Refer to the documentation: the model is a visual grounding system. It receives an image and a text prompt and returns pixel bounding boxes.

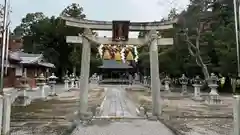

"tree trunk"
[196,54,210,79]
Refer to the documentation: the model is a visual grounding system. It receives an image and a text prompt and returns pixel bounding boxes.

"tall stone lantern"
[179,74,188,95]
[63,74,70,90]
[36,73,46,99]
[75,76,80,88]
[48,73,58,96]
[207,73,220,104]
[164,76,171,92]
[192,75,203,101]
[15,70,31,106]
[208,73,219,95]
[70,74,75,88]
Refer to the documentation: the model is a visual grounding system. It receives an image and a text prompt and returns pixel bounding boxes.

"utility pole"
[4,0,10,75]
[0,0,9,95]
[233,0,240,76]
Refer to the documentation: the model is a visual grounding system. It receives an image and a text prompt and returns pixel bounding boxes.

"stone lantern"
[164,76,171,92]
[207,73,220,104]
[63,74,70,90]
[192,75,203,101]
[70,74,75,88]
[48,73,58,96]
[143,76,147,86]
[75,76,80,88]
[148,76,151,87]
[179,74,188,95]
[207,73,219,95]
[14,70,31,106]
[36,73,46,99]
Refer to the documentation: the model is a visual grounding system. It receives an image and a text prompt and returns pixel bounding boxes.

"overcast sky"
[3,0,189,37]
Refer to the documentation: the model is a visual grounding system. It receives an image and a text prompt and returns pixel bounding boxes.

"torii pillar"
[149,31,161,116]
[79,29,92,115]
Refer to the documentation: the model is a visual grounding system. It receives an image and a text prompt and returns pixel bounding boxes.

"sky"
[3,0,189,37]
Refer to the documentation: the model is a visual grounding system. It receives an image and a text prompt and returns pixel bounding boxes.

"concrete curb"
[98,88,108,115]
[157,116,184,135]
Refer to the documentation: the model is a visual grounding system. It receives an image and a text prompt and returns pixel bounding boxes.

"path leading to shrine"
[71,85,175,135]
[100,85,137,117]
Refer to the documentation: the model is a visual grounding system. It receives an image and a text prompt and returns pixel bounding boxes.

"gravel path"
[72,85,175,135]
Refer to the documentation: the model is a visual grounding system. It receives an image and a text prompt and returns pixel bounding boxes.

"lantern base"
[49,92,58,97]
[192,96,204,102]
[13,96,31,106]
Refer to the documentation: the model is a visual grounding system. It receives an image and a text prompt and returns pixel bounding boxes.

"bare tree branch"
[188,45,196,56]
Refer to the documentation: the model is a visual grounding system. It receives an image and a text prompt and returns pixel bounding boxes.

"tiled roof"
[18,52,42,64]
[9,51,22,61]
[0,50,22,61]
[0,51,55,68]
[38,62,55,68]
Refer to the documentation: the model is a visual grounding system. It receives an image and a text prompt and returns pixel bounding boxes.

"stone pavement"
[100,86,137,117]
[71,119,174,135]
[71,85,175,135]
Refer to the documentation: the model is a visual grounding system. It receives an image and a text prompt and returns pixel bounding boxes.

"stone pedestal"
[181,84,188,95]
[137,106,146,117]
[208,84,220,104]
[192,84,203,101]
[64,80,69,89]
[71,79,75,88]
[39,84,46,99]
[49,84,57,96]
[2,94,11,134]
[164,81,170,92]
[14,90,31,106]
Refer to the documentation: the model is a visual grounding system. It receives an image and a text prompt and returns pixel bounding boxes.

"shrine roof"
[99,60,132,69]
[0,50,22,61]
[18,53,42,64]
[18,52,55,68]
[8,51,22,61]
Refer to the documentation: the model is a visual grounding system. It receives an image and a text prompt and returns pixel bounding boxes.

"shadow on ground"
[10,98,78,134]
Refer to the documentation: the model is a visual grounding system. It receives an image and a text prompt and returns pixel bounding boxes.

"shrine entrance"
[62,16,176,118]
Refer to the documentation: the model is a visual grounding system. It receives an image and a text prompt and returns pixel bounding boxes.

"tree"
[178,0,216,79]
[61,3,86,75]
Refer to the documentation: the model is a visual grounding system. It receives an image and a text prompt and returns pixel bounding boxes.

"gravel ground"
[126,88,234,135]
[10,86,106,135]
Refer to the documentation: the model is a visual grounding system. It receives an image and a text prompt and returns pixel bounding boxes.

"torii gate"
[61,16,176,117]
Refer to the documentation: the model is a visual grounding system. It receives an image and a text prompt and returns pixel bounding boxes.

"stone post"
[149,32,161,116]
[2,94,11,134]
[79,29,91,115]
[0,95,3,134]
[233,95,240,135]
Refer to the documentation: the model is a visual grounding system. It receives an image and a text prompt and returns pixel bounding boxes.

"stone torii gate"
[61,16,176,117]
